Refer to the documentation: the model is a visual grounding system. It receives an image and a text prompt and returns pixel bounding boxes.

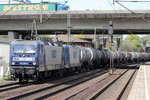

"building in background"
[50,35,94,47]
[0,38,15,79]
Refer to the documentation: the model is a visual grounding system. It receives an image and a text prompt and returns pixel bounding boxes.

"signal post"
[108,21,115,75]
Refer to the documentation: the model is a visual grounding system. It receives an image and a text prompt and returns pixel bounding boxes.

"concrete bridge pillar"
[8,31,19,39]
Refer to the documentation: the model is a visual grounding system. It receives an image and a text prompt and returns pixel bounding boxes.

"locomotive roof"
[11,40,44,45]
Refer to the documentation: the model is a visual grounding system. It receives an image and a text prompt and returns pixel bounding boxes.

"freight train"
[9,40,150,82]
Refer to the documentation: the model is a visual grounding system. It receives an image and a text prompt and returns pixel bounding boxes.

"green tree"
[142,35,150,45]
[120,41,133,52]
[121,34,142,52]
[142,35,150,40]
[125,34,141,42]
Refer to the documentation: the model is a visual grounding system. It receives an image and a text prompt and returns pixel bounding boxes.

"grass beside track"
[0,76,10,81]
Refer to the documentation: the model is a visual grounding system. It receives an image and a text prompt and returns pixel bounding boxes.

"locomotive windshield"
[13,45,36,53]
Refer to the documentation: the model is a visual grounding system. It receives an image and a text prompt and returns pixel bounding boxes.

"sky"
[2,0,150,10]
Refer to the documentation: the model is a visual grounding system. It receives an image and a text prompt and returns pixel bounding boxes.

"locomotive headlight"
[12,62,15,65]
[33,62,36,65]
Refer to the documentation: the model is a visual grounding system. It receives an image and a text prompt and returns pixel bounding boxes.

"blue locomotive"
[10,40,82,82]
[9,40,150,82]
[10,40,45,81]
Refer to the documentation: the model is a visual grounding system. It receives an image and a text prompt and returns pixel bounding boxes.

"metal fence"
[0,57,10,79]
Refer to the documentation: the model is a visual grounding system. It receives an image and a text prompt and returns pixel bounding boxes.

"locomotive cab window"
[13,44,36,53]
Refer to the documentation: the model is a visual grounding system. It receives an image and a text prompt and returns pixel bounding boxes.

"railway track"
[0,82,32,93]
[44,68,127,100]
[46,66,138,100]
[0,82,19,89]
[0,68,107,100]
[0,65,138,100]
[88,66,137,100]
[0,68,99,94]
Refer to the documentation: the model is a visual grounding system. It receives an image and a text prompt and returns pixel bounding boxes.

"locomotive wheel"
[11,76,17,81]
[19,77,23,83]
[47,71,52,78]
[55,71,58,77]
[77,67,82,72]
[26,78,29,82]
[68,68,72,73]
[32,72,39,82]
[72,68,75,72]
[51,71,57,78]
[38,72,43,81]
[58,69,64,77]
[35,72,41,81]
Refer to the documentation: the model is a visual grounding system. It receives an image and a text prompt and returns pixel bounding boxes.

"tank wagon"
[9,40,150,82]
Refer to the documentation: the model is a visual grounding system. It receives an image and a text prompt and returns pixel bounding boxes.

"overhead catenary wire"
[113,0,122,11]
[42,1,68,23]
[117,0,150,2]
[116,1,150,23]
[115,0,150,11]
[107,0,117,12]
